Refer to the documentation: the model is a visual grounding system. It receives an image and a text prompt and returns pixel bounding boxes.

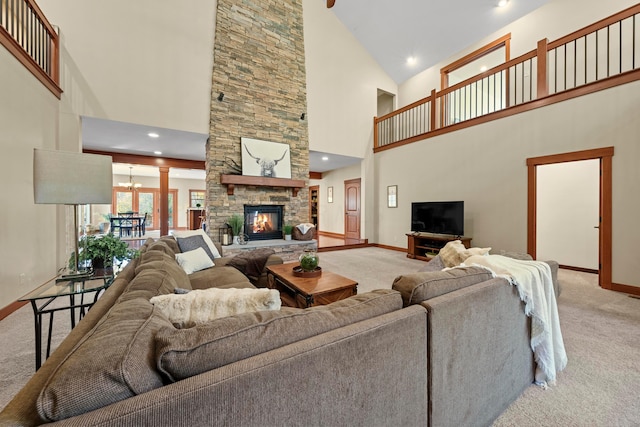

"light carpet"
[1,247,639,427]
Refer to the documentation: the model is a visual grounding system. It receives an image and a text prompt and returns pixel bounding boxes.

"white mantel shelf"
[220,174,306,197]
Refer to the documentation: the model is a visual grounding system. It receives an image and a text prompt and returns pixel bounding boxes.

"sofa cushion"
[158,235,181,254]
[175,247,215,274]
[126,251,192,299]
[150,287,281,328]
[188,265,251,290]
[155,289,403,382]
[392,267,493,307]
[145,239,178,257]
[36,298,172,422]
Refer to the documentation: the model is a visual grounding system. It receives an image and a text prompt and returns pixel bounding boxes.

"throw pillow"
[150,287,281,328]
[463,246,491,259]
[171,229,221,258]
[438,240,467,267]
[439,240,492,268]
[176,235,216,260]
[175,247,214,275]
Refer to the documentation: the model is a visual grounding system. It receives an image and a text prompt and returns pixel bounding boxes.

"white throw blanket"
[462,254,568,386]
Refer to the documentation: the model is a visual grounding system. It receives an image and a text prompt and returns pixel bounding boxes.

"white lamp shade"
[34,149,113,205]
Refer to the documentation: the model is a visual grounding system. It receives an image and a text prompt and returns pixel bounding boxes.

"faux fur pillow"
[439,240,491,268]
[439,240,468,267]
[150,287,281,328]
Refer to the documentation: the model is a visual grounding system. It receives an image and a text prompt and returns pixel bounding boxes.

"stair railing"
[0,0,61,98]
[374,4,640,152]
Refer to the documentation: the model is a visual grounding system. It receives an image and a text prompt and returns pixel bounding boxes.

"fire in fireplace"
[243,205,284,241]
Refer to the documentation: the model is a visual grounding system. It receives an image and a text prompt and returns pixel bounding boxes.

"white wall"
[310,163,362,236]
[398,0,639,105]
[0,47,63,308]
[536,160,599,269]
[303,0,397,241]
[375,80,640,287]
[303,0,397,160]
[39,0,217,134]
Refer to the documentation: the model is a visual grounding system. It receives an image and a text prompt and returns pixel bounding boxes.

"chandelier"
[119,166,142,189]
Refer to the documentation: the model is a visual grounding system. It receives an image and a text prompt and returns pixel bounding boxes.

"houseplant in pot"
[70,233,138,272]
[283,224,293,240]
[227,214,244,244]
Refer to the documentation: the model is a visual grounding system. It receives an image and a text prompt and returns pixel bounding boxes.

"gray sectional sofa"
[0,239,560,427]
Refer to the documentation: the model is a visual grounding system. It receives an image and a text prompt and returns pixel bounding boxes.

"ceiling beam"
[83,149,205,170]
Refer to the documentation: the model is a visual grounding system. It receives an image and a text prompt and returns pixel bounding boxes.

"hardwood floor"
[317,233,368,251]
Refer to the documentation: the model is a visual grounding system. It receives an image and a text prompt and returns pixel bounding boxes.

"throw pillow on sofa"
[150,287,281,328]
[438,240,491,268]
[175,247,215,274]
[172,229,221,258]
[176,234,216,260]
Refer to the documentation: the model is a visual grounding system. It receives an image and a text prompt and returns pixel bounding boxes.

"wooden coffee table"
[266,263,358,308]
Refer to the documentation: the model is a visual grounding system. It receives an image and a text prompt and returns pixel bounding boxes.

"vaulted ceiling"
[84,0,550,174]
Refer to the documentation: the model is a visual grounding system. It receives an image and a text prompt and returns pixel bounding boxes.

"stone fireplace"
[205,0,310,241]
[244,205,283,241]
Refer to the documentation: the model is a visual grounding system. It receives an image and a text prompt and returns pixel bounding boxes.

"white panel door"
[536,159,599,270]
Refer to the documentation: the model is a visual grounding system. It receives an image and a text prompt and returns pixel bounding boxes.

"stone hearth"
[222,239,317,263]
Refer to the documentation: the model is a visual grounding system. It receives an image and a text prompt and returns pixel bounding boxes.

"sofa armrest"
[422,277,534,427]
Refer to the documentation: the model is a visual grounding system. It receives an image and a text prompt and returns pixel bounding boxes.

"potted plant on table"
[227,214,244,245]
[70,233,138,272]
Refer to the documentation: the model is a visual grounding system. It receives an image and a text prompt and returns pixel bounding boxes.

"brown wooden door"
[344,178,361,242]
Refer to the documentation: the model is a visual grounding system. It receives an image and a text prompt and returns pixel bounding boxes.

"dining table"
[110,213,145,237]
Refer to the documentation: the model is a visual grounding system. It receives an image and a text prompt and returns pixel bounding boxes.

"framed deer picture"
[241,138,292,179]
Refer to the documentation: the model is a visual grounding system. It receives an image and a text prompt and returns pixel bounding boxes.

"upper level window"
[441,34,511,89]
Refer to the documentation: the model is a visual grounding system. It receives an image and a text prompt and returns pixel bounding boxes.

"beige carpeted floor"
[1,247,639,426]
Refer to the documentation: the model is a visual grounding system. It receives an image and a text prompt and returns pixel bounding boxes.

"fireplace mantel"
[220,175,306,197]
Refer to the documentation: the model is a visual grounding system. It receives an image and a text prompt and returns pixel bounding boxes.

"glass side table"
[18,269,114,371]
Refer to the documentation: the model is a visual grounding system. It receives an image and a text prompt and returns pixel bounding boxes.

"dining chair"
[109,214,120,236]
[118,212,134,237]
[134,213,148,237]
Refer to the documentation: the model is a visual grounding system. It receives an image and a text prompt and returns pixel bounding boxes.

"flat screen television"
[411,201,464,236]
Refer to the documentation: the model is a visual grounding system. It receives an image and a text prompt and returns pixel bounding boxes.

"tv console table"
[406,233,472,261]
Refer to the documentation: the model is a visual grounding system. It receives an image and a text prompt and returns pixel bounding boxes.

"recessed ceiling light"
[154,151,162,155]
[407,56,417,65]
[322,156,329,161]
[148,132,159,138]
[497,0,509,7]
[480,66,488,72]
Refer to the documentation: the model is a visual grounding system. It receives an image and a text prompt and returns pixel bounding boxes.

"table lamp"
[33,149,113,278]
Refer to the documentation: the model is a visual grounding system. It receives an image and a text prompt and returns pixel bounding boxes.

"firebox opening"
[243,205,284,241]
